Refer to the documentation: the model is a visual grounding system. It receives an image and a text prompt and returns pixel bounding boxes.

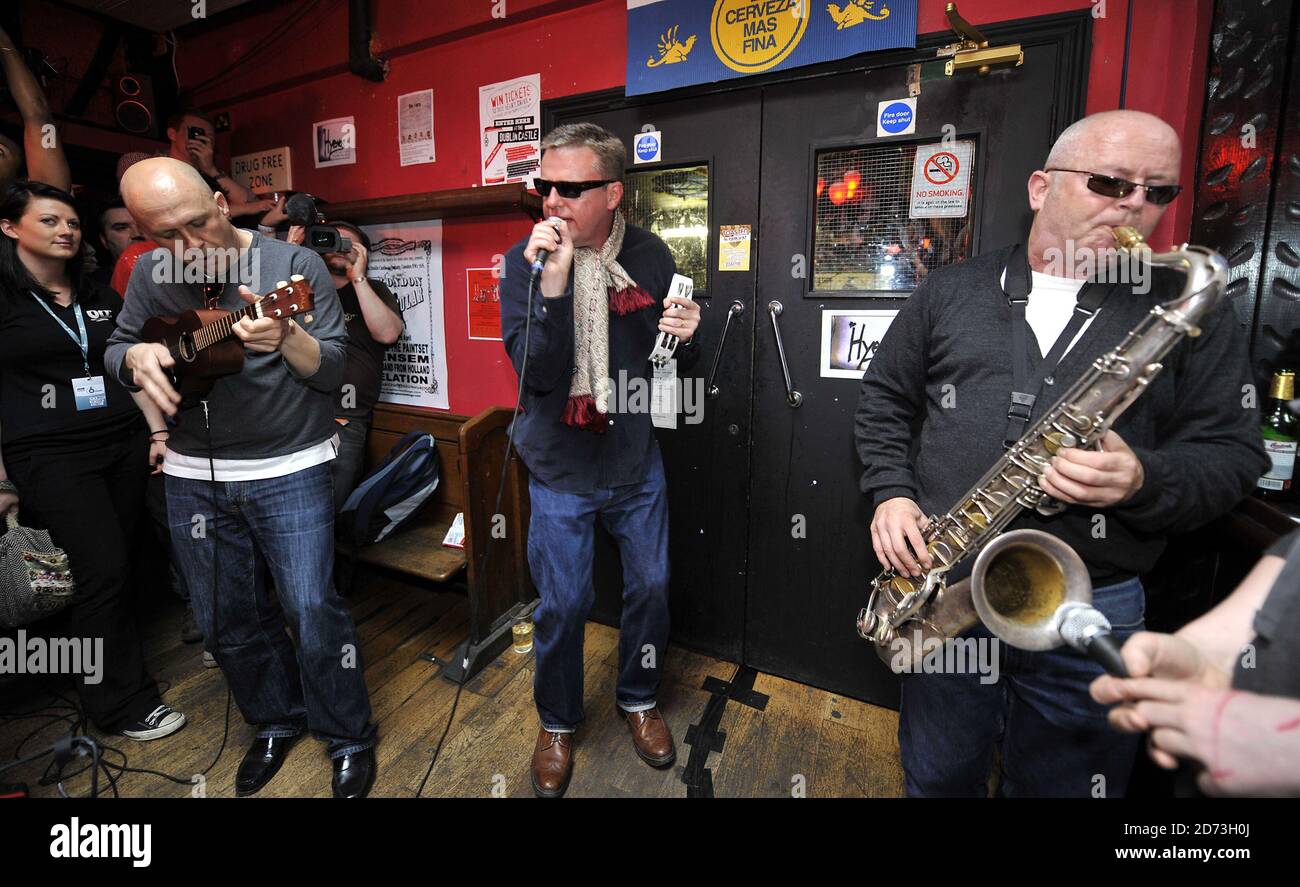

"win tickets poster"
[478,74,541,186]
[361,220,450,410]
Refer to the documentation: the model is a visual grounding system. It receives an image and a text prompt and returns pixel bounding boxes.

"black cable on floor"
[414,271,538,798]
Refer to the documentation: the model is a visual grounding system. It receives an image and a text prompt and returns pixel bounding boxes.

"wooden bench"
[343,403,535,679]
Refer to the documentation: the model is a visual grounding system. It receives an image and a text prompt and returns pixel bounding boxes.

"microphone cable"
[415,266,537,798]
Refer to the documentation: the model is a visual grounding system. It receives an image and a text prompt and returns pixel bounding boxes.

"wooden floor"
[0,574,904,798]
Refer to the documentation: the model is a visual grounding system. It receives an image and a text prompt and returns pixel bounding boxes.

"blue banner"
[627,0,917,96]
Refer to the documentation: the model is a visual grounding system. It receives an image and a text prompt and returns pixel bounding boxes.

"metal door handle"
[706,301,745,398]
[767,301,802,408]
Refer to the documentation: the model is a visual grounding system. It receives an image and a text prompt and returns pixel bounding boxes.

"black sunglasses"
[532,178,614,199]
[1045,168,1182,206]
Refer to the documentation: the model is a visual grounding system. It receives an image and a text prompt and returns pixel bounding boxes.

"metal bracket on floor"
[430,601,533,685]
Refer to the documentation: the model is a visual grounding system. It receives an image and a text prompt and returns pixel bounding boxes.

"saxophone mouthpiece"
[1111,225,1145,251]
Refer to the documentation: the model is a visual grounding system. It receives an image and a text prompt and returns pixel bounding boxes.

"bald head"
[120,155,242,271]
[1044,110,1180,171]
[120,156,216,217]
[1026,110,1183,271]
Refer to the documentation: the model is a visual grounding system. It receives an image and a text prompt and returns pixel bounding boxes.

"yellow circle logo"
[711,0,810,74]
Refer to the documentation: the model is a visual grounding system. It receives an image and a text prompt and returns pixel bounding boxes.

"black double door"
[550,13,1087,705]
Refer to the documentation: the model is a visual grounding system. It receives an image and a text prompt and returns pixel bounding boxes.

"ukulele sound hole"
[178,334,197,362]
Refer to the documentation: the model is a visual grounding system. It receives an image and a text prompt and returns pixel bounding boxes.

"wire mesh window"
[622,164,709,292]
[812,141,975,294]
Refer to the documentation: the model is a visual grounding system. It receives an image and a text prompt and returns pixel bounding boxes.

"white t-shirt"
[163,434,339,482]
[1000,268,1092,359]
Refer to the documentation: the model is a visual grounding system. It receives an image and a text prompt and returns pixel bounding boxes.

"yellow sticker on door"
[719,224,752,271]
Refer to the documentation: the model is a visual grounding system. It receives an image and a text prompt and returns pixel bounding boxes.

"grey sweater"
[855,245,1270,585]
[104,231,347,460]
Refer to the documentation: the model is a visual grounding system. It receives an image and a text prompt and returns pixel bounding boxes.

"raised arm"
[0,26,71,191]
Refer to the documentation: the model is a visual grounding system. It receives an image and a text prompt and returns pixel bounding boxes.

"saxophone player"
[855,110,1269,797]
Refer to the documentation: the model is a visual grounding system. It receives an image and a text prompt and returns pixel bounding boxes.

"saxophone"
[856,227,1230,670]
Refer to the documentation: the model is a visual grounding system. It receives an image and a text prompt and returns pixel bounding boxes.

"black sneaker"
[121,704,187,741]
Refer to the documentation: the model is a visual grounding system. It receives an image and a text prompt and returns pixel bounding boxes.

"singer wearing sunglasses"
[855,110,1267,797]
[499,123,702,797]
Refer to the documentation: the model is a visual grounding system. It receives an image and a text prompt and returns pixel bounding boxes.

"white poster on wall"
[398,89,436,166]
[314,115,356,168]
[910,140,974,218]
[478,74,541,186]
[821,310,898,379]
[361,219,449,410]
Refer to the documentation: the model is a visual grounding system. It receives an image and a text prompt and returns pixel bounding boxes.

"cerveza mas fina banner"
[627,0,917,96]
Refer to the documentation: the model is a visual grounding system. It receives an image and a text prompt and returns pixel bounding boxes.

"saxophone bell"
[969,529,1092,652]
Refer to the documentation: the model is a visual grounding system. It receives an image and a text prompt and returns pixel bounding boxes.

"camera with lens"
[285,192,352,255]
[307,225,352,255]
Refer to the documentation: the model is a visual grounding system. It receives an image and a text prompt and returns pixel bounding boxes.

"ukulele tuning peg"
[276,280,288,289]
[290,274,304,282]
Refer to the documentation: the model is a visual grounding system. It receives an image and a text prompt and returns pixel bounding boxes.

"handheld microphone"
[530,217,562,279]
[1056,601,1129,678]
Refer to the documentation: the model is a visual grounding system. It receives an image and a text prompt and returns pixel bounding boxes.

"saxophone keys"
[889,575,916,598]
[1042,430,1079,454]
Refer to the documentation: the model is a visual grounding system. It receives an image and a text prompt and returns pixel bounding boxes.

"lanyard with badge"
[1001,244,1117,447]
[30,291,107,411]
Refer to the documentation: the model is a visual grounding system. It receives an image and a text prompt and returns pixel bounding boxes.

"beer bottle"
[1258,370,1298,499]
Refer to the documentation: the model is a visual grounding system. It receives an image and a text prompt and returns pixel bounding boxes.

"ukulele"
[141,275,315,398]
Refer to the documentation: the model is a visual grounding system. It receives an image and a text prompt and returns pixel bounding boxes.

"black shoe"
[180,606,203,644]
[235,734,300,797]
[331,747,376,798]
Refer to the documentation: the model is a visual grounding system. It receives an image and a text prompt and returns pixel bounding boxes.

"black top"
[1234,530,1300,700]
[855,245,1270,585]
[0,281,142,459]
[499,221,700,492]
[335,278,403,423]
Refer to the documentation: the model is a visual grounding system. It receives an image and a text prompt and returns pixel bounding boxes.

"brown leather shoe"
[621,706,676,767]
[530,727,573,798]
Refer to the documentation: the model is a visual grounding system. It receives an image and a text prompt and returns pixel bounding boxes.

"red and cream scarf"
[562,213,656,432]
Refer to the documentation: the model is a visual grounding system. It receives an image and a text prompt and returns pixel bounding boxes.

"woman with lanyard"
[0,180,185,742]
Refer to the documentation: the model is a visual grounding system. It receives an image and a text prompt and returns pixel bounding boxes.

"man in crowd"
[856,110,1268,797]
[500,123,701,797]
[162,109,270,220]
[106,157,378,798]
[93,200,146,287]
[286,219,403,511]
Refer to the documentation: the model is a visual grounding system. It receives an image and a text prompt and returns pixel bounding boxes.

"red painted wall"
[171,0,1212,416]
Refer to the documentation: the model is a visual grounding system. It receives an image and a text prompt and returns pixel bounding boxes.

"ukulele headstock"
[256,275,316,320]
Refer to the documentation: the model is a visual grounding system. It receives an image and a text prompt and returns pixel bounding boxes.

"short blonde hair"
[540,123,626,181]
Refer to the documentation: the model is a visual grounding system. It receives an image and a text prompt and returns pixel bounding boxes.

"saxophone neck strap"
[1002,243,1116,448]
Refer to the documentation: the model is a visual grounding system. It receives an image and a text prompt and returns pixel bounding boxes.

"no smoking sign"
[910,141,974,219]
[924,151,960,185]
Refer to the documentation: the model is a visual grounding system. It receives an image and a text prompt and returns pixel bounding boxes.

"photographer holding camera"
[163,109,272,220]
[285,208,403,511]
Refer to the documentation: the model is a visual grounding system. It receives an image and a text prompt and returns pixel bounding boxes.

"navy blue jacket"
[500,222,700,492]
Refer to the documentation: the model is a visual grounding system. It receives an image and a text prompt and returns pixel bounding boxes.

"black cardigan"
[855,245,1270,585]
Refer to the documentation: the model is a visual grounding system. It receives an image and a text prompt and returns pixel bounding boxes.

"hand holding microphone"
[524,217,572,297]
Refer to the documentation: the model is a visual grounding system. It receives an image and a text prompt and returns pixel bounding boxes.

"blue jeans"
[330,419,369,514]
[165,463,376,758]
[527,452,671,732]
[899,576,1146,797]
